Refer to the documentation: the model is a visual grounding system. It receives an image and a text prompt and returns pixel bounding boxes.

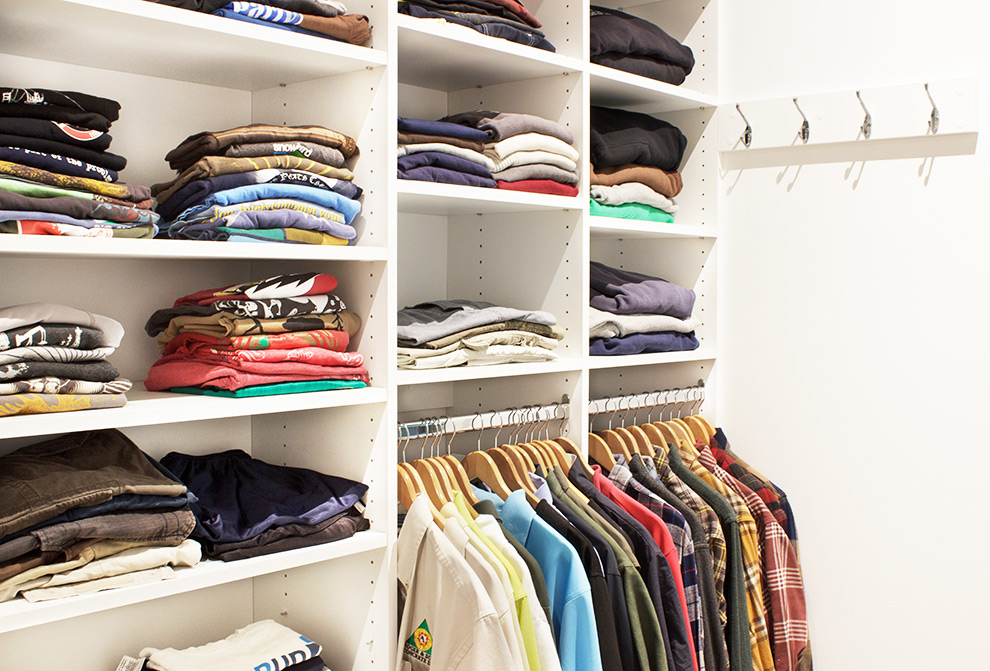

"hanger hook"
[621,395,634,427]
[556,402,567,437]
[856,90,872,139]
[473,412,483,452]
[445,415,459,455]
[736,104,752,148]
[925,83,939,134]
[793,97,810,143]
[400,423,411,463]
[492,408,505,446]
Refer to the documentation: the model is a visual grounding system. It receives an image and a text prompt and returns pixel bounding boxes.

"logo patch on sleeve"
[403,619,433,666]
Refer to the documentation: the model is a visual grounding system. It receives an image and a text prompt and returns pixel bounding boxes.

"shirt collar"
[499,489,536,545]
[396,495,435,587]
[529,472,554,504]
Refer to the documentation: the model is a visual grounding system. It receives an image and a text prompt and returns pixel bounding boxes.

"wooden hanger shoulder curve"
[588,432,616,471]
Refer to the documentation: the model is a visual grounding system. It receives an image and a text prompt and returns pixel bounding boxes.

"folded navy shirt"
[590,260,695,319]
[399,2,555,52]
[0,146,118,182]
[160,449,368,544]
[592,53,687,86]
[397,151,494,178]
[398,166,497,188]
[590,331,699,356]
[590,5,694,72]
[398,116,490,142]
[591,106,687,172]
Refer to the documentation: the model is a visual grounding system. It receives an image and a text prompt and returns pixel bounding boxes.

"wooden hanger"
[614,426,641,456]
[398,463,444,528]
[551,436,594,478]
[626,424,655,457]
[463,450,514,500]
[588,432,616,471]
[489,447,538,495]
[684,415,710,445]
[441,454,480,506]
[518,441,549,474]
[410,459,451,511]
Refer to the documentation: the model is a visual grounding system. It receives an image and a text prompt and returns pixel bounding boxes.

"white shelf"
[0,386,387,440]
[587,346,717,370]
[0,530,387,634]
[589,64,719,114]
[396,358,584,385]
[397,181,581,215]
[0,236,388,262]
[0,0,386,90]
[590,217,718,239]
[396,14,582,90]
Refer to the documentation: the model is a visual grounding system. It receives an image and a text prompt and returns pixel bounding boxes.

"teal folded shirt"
[171,379,367,398]
[589,199,675,223]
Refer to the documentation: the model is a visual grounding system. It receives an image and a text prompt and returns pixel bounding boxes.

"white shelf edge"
[589,216,718,239]
[0,386,388,440]
[395,13,583,72]
[0,237,388,262]
[588,63,720,110]
[0,530,387,634]
[587,347,717,370]
[396,358,585,385]
[397,181,582,215]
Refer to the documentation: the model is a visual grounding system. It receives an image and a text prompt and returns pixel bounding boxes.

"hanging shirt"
[608,461,706,671]
[493,489,604,671]
[592,467,700,671]
[695,447,808,671]
[396,496,518,671]
[628,455,729,671]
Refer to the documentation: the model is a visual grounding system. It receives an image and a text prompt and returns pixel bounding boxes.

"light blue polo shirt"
[484,489,603,671]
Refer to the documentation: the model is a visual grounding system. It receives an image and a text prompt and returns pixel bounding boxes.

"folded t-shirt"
[591,105,686,172]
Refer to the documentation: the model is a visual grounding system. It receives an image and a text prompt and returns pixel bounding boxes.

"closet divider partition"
[0,0,722,669]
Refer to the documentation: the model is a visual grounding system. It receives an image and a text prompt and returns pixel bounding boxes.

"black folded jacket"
[0,117,112,151]
[589,5,694,73]
[592,53,688,86]
[0,104,112,133]
[590,106,687,172]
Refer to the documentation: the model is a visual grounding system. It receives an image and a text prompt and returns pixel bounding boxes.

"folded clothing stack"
[589,260,700,355]
[398,0,553,52]
[442,110,580,196]
[139,620,331,671]
[0,87,159,239]
[397,116,496,188]
[160,449,369,561]
[590,105,685,222]
[397,299,563,369]
[152,123,362,245]
[590,5,695,85]
[0,303,132,417]
[0,429,200,604]
[147,0,372,45]
[144,271,370,395]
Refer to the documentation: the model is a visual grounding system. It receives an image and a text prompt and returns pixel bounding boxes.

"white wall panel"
[720,2,990,668]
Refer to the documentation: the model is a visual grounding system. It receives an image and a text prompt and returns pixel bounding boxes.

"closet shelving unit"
[0,1,392,670]
[0,0,721,669]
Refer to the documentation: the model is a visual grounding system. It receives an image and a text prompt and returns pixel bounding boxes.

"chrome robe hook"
[856,90,872,139]
[793,97,810,143]
[925,83,939,134]
[736,104,752,148]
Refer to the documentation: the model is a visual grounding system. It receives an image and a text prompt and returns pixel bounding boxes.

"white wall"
[719,2,990,669]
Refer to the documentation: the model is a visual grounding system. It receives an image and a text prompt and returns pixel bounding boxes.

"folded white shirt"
[22,566,176,603]
[484,133,579,161]
[141,619,322,671]
[485,149,579,174]
[398,344,558,369]
[397,142,496,171]
[589,306,700,339]
[590,182,678,214]
[0,302,124,348]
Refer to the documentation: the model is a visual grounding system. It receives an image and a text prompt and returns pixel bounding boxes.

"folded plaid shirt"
[608,460,706,671]
[698,446,809,671]
[677,442,775,671]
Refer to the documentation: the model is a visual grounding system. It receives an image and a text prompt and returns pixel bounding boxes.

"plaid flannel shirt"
[698,447,808,671]
[711,446,787,527]
[650,447,729,630]
[677,442,776,671]
[609,461,706,671]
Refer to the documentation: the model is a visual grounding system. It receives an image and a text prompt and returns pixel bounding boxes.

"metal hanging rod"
[398,396,570,440]
[588,383,705,416]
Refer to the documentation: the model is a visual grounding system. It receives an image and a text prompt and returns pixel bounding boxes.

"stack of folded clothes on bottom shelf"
[147,0,372,45]
[0,303,132,417]
[397,0,553,52]
[152,123,361,245]
[138,620,331,671]
[397,299,563,369]
[589,260,700,355]
[590,105,685,223]
[0,86,159,238]
[160,449,369,561]
[590,5,695,85]
[397,116,496,187]
[0,429,200,604]
[442,110,580,195]
[144,272,369,396]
